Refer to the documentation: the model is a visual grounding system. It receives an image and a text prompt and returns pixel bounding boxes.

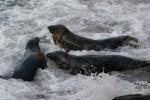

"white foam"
[0,0,150,100]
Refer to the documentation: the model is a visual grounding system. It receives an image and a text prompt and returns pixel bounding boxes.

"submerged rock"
[113,94,150,100]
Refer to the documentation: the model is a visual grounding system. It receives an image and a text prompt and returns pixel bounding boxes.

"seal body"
[12,37,47,81]
[46,51,150,75]
[47,25,138,53]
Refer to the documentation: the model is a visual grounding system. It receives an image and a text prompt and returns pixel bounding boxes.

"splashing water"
[1,0,150,100]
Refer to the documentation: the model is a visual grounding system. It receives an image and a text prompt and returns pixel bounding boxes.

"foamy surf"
[0,0,150,100]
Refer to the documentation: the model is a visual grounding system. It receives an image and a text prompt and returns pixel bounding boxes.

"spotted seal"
[47,25,139,53]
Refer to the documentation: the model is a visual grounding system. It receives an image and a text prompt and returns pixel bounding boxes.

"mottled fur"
[48,25,139,53]
[12,37,47,81]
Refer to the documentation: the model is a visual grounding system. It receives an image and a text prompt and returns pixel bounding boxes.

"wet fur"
[48,25,139,53]
[46,51,150,75]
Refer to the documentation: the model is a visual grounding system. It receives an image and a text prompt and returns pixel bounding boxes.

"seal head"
[46,51,67,65]
[47,24,70,34]
[26,37,40,51]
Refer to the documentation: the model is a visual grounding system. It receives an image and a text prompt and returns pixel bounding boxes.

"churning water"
[1,0,150,100]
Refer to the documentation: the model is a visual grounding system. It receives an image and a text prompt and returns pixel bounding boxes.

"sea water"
[0,0,150,100]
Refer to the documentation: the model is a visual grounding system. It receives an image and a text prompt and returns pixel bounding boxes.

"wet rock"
[113,94,150,100]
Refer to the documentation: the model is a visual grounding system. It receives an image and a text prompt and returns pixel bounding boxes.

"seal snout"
[46,53,53,59]
[47,26,55,33]
[47,25,61,33]
[46,53,57,61]
[47,24,67,34]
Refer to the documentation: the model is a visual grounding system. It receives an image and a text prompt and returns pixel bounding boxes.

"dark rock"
[113,94,150,100]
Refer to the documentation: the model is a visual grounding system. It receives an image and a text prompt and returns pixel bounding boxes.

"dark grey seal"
[0,37,47,81]
[46,51,150,75]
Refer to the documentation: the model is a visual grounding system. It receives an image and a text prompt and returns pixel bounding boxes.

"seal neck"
[27,49,41,52]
